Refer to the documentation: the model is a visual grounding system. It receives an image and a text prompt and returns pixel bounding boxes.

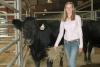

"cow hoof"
[84,58,88,64]
[87,60,92,64]
[84,60,92,65]
[84,60,88,65]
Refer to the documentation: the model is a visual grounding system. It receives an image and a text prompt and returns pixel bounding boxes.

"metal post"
[94,11,97,20]
[25,11,28,17]
[34,12,36,18]
[15,0,23,67]
[91,0,93,11]
[14,0,19,66]
[91,0,96,54]
[91,0,94,20]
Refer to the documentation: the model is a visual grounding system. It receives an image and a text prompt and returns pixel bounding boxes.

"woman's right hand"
[54,45,58,50]
[79,48,83,53]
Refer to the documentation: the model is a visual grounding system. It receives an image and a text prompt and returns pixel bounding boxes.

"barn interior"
[0,0,100,67]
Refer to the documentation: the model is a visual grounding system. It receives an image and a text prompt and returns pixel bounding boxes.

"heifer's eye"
[40,24,45,30]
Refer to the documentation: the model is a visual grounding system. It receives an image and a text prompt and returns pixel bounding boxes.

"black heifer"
[82,20,100,64]
[12,17,63,67]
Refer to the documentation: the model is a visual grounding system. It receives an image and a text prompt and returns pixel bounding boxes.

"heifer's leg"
[60,57,63,67]
[83,40,88,63]
[87,43,93,64]
[30,49,40,67]
[34,60,40,67]
[47,59,53,67]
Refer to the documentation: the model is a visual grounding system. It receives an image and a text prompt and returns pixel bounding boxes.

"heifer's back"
[45,20,64,46]
[36,20,64,47]
[83,20,100,47]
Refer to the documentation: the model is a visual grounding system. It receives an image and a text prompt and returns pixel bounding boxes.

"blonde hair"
[61,2,75,21]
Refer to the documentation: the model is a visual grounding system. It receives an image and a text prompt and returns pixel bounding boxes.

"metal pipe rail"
[0,38,19,54]
[0,36,29,67]
[35,18,92,21]
[7,52,20,67]
[0,14,15,16]
[0,37,20,67]
[23,48,30,67]
[34,11,94,20]
[34,11,93,14]
[96,17,100,19]
[76,0,91,10]
[22,43,30,67]
[0,24,13,26]
[7,45,29,67]
[95,11,100,20]
[0,0,19,12]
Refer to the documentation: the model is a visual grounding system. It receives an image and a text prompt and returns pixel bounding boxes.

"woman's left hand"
[79,48,83,53]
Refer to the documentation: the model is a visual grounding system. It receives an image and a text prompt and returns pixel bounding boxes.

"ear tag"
[40,24,45,30]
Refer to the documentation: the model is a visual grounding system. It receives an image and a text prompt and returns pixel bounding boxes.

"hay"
[40,59,47,67]
[47,45,64,67]
[47,45,64,61]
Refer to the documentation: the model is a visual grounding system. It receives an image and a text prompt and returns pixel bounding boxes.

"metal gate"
[0,0,29,67]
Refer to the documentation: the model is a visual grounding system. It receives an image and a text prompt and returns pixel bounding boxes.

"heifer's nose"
[40,24,45,30]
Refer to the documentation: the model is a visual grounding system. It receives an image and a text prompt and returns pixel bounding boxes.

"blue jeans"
[64,39,79,67]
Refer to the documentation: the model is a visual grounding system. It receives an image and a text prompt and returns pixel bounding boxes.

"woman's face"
[65,4,73,14]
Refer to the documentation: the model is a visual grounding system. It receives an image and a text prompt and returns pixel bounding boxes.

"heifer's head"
[12,17,37,45]
[12,19,23,31]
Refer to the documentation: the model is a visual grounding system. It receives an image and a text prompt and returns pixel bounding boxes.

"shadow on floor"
[80,63,100,67]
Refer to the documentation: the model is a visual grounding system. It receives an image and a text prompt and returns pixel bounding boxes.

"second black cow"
[82,20,100,64]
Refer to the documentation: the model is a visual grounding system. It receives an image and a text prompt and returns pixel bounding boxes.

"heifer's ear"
[12,19,23,31]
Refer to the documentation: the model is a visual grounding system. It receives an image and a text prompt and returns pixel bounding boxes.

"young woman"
[54,2,83,67]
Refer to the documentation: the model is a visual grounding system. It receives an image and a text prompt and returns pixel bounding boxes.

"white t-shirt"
[54,15,83,48]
